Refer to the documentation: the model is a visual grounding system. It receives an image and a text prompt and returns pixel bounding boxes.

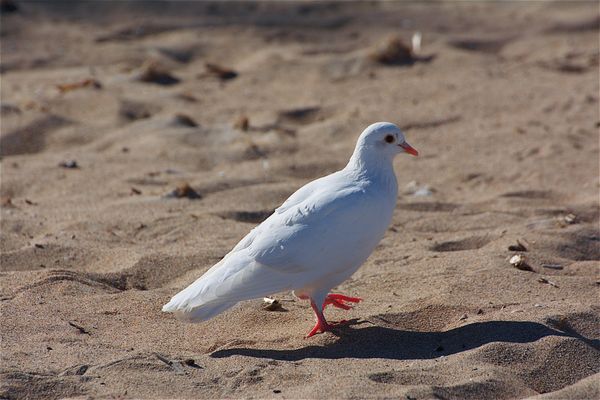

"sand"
[1,1,599,399]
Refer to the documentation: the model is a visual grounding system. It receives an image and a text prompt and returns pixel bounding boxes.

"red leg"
[306,299,332,338]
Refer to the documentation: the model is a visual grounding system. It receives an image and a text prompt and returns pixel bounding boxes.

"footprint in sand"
[430,236,492,252]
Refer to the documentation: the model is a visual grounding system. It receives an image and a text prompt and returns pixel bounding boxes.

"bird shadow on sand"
[211,319,600,361]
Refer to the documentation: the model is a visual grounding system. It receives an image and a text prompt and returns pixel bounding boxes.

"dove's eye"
[384,134,395,144]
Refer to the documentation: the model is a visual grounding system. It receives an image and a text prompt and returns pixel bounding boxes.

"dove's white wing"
[226,172,336,255]
[162,172,379,321]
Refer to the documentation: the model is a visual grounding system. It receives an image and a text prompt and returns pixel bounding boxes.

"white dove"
[162,122,418,337]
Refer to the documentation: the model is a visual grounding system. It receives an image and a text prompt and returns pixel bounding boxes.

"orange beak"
[399,142,419,156]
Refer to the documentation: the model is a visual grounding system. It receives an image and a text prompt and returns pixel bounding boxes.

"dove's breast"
[318,182,396,269]
[304,182,397,292]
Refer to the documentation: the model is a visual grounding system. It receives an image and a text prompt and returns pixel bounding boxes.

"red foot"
[305,294,361,338]
[306,319,332,338]
[323,293,362,310]
[306,319,353,337]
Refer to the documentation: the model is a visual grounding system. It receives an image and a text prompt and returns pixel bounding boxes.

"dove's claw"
[327,293,362,303]
[328,300,352,310]
[323,293,362,310]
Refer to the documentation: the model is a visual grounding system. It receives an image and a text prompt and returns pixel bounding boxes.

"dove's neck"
[345,145,397,190]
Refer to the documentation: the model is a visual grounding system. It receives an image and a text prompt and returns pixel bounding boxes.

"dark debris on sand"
[203,62,238,81]
[164,183,201,199]
[370,36,434,66]
[137,61,180,86]
[0,0,18,13]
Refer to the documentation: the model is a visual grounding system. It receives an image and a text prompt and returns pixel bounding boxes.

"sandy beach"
[1,1,599,399]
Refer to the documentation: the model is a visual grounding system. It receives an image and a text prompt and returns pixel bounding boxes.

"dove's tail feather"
[162,276,236,322]
[162,250,301,322]
[168,300,236,323]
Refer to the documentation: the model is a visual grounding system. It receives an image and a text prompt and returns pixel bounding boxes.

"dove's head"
[356,122,418,158]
